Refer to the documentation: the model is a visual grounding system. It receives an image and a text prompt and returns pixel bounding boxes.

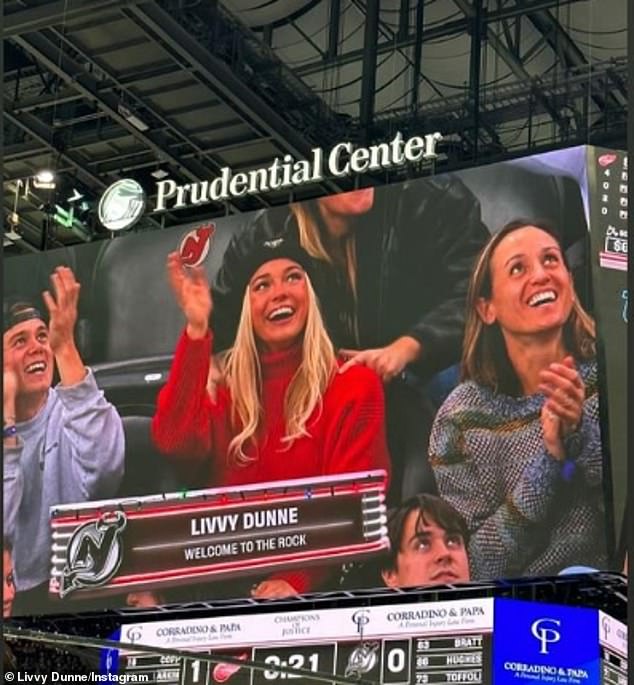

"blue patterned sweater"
[429,360,607,580]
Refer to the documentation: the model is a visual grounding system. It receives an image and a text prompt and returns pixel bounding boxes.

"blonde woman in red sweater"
[152,234,390,599]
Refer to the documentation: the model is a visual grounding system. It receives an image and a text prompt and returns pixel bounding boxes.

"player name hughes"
[190,506,300,536]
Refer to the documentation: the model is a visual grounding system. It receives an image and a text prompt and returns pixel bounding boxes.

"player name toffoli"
[154,131,443,210]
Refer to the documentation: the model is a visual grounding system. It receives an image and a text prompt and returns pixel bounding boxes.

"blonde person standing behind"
[429,221,605,580]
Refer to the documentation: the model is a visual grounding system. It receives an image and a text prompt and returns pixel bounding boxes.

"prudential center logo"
[98,178,146,231]
[530,618,562,655]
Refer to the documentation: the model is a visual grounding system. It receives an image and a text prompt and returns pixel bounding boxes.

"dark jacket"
[213,175,489,381]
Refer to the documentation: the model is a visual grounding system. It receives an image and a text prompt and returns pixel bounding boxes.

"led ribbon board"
[49,470,388,598]
[113,597,494,685]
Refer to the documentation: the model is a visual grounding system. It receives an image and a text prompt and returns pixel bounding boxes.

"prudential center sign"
[98,131,443,231]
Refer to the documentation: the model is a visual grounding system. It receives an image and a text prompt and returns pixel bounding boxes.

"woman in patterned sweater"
[429,220,606,579]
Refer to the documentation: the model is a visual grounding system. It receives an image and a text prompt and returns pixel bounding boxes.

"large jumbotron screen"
[2,144,627,617]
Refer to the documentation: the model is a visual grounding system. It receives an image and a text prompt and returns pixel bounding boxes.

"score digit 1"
[181,654,210,685]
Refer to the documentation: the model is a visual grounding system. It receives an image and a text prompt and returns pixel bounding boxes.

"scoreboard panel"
[112,597,494,684]
[601,649,627,685]
[118,633,492,684]
[599,611,627,685]
[107,599,626,685]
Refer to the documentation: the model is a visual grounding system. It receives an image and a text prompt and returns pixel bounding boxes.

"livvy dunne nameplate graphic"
[49,470,388,598]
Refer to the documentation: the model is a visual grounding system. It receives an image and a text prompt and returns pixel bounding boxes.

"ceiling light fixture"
[151,168,169,180]
[118,104,150,132]
[33,170,56,189]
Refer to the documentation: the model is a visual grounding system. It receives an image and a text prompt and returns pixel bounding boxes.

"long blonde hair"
[291,202,359,343]
[222,273,337,464]
[461,220,596,395]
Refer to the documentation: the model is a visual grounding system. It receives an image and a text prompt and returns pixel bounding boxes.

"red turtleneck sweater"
[152,329,390,593]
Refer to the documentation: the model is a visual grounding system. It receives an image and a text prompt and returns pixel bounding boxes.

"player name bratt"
[190,506,300,536]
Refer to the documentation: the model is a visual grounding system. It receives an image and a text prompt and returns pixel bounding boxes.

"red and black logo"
[179,223,215,266]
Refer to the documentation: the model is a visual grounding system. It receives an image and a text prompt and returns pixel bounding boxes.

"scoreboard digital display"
[106,599,627,685]
[599,611,627,685]
[601,649,627,685]
[110,598,494,684]
[118,633,491,684]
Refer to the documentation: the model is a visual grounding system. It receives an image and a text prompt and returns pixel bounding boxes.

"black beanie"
[225,209,312,296]
[212,208,314,350]
[216,208,312,302]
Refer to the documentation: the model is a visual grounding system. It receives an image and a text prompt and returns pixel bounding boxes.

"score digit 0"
[382,640,411,684]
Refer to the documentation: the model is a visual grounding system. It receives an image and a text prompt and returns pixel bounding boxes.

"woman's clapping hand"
[539,355,585,459]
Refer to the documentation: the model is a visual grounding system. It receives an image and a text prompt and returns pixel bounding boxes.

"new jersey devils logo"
[179,224,215,267]
[345,642,380,679]
[60,511,127,597]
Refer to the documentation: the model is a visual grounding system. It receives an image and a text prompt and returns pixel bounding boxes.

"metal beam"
[89,135,274,174]
[12,87,83,113]
[295,0,585,76]
[526,9,623,111]
[453,0,568,132]
[3,107,180,233]
[47,28,248,188]
[4,106,110,190]
[527,9,589,69]
[3,0,142,37]
[359,0,380,140]
[398,0,410,40]
[3,141,50,161]
[326,0,342,59]
[10,64,192,113]
[351,0,498,150]
[410,0,424,109]
[124,1,343,196]
[13,31,251,213]
[469,0,483,158]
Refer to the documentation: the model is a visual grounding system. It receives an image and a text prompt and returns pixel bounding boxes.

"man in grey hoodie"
[3,266,124,614]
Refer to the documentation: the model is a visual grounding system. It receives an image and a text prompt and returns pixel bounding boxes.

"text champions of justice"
[155,131,443,211]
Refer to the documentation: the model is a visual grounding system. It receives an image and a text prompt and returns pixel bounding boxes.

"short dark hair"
[2,537,12,554]
[381,494,469,573]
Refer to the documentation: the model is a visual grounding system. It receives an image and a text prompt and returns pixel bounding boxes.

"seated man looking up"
[3,267,125,614]
[381,494,471,588]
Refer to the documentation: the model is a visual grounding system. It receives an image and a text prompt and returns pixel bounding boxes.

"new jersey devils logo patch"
[179,223,215,267]
[60,511,127,597]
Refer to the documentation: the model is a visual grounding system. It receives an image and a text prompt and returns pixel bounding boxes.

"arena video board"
[2,145,625,618]
[112,597,495,684]
[102,597,626,684]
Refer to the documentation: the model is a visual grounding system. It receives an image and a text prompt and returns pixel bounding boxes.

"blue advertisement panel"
[493,599,600,685]
[98,628,121,676]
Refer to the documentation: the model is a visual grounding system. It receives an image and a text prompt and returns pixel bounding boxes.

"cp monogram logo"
[531,618,562,655]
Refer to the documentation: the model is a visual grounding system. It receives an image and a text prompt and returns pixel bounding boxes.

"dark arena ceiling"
[3,0,627,254]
